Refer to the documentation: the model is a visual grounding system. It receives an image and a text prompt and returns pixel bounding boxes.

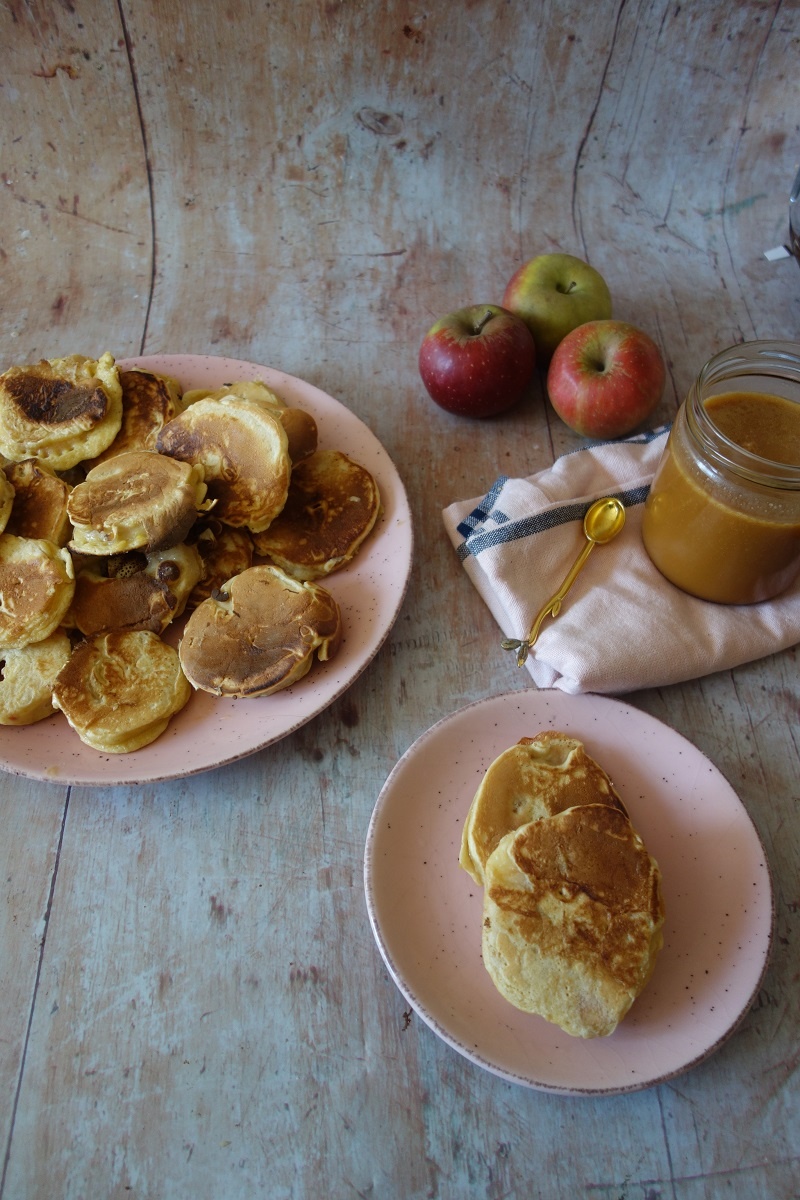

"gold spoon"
[502,496,626,666]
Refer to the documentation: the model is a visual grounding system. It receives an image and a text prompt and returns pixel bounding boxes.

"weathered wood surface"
[1,1,798,1196]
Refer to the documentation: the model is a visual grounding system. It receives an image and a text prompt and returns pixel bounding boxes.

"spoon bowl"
[584,497,626,545]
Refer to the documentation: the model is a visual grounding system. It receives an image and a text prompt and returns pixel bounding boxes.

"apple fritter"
[0,353,122,469]
[482,804,664,1038]
[67,543,204,636]
[67,450,208,555]
[181,380,318,464]
[185,518,253,610]
[0,630,72,725]
[156,397,290,533]
[0,533,75,650]
[179,563,341,697]
[52,629,191,753]
[90,367,183,465]
[251,449,380,580]
[3,458,71,545]
[459,731,627,885]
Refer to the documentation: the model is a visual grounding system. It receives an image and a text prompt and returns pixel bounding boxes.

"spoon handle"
[523,539,596,649]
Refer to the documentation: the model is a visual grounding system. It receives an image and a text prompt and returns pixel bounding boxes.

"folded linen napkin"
[442,427,800,694]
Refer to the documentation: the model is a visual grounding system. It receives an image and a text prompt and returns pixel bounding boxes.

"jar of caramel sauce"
[642,341,800,604]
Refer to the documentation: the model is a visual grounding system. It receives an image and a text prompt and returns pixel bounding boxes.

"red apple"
[418,304,536,418]
[502,253,612,362]
[546,319,666,439]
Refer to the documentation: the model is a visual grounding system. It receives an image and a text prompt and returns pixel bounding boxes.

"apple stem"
[473,309,495,336]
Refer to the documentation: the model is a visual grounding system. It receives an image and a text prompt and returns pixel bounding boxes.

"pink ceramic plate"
[364,690,773,1095]
[0,355,412,786]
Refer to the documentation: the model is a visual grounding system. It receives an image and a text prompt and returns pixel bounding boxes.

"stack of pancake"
[461,731,664,1038]
[0,353,381,751]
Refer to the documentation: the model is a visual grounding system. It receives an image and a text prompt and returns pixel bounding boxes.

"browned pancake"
[0,629,73,725]
[67,450,208,555]
[0,353,122,469]
[277,407,318,464]
[251,449,381,580]
[0,533,75,650]
[482,804,664,1038]
[181,381,317,464]
[52,629,191,753]
[68,543,204,636]
[185,518,253,609]
[90,368,183,464]
[156,397,290,533]
[3,459,72,545]
[460,731,627,885]
[179,563,342,697]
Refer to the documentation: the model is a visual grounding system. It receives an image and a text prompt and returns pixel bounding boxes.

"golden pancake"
[67,450,208,555]
[182,379,284,408]
[67,543,204,636]
[482,804,664,1038]
[90,368,183,465]
[3,459,72,545]
[0,467,14,534]
[179,563,342,697]
[156,396,290,533]
[185,518,253,609]
[251,449,380,580]
[181,381,317,464]
[460,731,627,885]
[52,629,191,753]
[0,630,73,725]
[0,533,75,650]
[0,353,122,469]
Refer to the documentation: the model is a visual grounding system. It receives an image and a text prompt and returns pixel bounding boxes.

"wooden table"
[1,2,798,1196]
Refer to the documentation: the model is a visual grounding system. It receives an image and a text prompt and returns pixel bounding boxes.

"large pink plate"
[364,689,773,1095]
[0,355,413,786]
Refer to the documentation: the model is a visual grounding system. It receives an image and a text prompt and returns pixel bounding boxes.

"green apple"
[502,253,612,362]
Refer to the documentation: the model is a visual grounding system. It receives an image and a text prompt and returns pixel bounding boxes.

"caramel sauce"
[706,391,800,463]
[642,391,800,604]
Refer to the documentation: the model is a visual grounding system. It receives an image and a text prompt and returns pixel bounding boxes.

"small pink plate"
[364,689,773,1095]
[0,355,412,786]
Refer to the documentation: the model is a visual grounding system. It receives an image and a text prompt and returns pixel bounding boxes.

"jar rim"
[687,340,800,489]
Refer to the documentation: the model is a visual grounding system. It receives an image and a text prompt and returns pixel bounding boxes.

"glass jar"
[641,340,800,604]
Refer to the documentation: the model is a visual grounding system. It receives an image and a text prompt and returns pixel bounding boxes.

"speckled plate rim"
[0,355,413,787]
[364,689,774,1096]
